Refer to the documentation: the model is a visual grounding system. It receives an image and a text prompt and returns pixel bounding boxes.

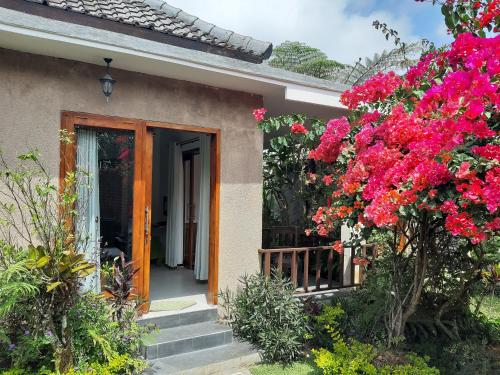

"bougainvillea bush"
[255,0,499,345]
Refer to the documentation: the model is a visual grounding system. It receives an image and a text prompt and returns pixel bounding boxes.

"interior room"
[75,125,210,302]
[148,129,210,301]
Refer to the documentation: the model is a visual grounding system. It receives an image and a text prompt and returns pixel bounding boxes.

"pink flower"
[309,117,350,163]
[317,225,329,237]
[465,100,485,119]
[472,145,500,161]
[305,229,313,237]
[322,174,334,186]
[341,71,402,109]
[252,107,267,122]
[312,207,325,224]
[441,200,459,215]
[332,240,344,255]
[290,122,308,134]
[455,162,473,179]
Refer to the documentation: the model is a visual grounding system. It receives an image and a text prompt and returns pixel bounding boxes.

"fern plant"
[268,41,344,80]
[0,242,39,318]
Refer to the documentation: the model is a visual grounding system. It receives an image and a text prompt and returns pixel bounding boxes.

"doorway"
[60,112,220,310]
[147,129,210,302]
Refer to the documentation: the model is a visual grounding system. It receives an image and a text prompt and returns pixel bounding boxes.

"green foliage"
[219,272,308,363]
[258,114,331,234]
[330,254,499,374]
[268,37,423,87]
[2,353,145,375]
[250,360,321,375]
[68,293,150,371]
[268,41,344,80]
[312,305,439,375]
[64,354,146,375]
[0,242,39,318]
[0,144,98,372]
[0,144,149,374]
[440,0,498,38]
[411,339,491,375]
[1,294,149,374]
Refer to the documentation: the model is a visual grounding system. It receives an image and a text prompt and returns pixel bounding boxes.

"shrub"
[219,271,308,363]
[0,145,96,372]
[68,293,151,371]
[312,305,439,375]
[0,144,150,374]
[418,340,491,375]
[2,354,146,375]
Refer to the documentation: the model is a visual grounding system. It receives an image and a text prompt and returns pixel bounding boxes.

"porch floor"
[149,264,208,301]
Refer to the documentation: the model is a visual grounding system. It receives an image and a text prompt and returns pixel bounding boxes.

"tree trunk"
[387,216,429,346]
[54,314,73,373]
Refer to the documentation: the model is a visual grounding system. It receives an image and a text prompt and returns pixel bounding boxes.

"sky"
[167,0,452,64]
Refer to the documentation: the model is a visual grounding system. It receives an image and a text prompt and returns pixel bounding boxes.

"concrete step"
[144,340,260,375]
[142,321,233,360]
[138,306,218,329]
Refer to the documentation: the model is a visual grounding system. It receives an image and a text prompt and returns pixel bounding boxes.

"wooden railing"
[258,244,377,294]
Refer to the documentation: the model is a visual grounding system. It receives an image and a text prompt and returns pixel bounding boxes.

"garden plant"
[0,133,150,374]
[253,0,499,373]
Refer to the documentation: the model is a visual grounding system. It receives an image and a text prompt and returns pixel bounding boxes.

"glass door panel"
[96,129,135,262]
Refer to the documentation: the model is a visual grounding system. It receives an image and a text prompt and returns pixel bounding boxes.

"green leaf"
[35,256,50,268]
[71,263,94,274]
[46,281,62,292]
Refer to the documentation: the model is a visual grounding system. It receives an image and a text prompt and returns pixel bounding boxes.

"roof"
[21,0,273,63]
[0,5,349,112]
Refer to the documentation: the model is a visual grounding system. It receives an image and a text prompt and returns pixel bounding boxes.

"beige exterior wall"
[0,47,263,293]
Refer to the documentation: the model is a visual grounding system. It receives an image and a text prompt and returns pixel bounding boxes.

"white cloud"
[166,0,420,64]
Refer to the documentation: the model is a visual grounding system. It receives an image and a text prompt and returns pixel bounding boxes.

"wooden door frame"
[60,111,221,305]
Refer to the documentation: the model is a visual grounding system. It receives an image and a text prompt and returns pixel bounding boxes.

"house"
[0,0,349,312]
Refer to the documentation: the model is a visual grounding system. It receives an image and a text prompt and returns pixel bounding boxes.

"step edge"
[138,308,219,327]
[145,331,233,360]
[145,328,232,347]
[166,347,261,375]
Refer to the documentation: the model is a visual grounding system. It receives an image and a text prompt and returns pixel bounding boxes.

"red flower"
[341,71,402,110]
[309,117,350,163]
[317,225,329,237]
[305,229,313,237]
[353,257,369,266]
[290,122,308,134]
[322,174,334,186]
[455,162,473,179]
[332,240,344,255]
[252,107,267,122]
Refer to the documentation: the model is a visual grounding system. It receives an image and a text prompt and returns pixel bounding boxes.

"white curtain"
[76,128,101,293]
[194,135,211,280]
[165,142,184,267]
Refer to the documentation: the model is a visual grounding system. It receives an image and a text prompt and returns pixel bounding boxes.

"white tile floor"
[149,264,208,301]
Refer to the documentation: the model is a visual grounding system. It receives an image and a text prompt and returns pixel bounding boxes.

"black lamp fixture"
[99,58,116,102]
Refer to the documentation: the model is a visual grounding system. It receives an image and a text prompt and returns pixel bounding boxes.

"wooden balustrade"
[258,244,377,294]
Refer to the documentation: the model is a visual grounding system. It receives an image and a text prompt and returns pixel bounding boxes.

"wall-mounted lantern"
[99,58,116,102]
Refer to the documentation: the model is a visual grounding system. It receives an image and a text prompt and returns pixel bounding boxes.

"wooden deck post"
[303,249,309,292]
[291,250,297,286]
[315,248,321,291]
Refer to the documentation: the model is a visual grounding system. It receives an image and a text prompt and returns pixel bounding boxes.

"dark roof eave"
[5,0,272,63]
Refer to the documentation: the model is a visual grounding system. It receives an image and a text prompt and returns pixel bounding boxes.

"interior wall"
[0,48,264,294]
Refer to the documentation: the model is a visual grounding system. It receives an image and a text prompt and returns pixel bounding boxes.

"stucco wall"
[0,47,263,293]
